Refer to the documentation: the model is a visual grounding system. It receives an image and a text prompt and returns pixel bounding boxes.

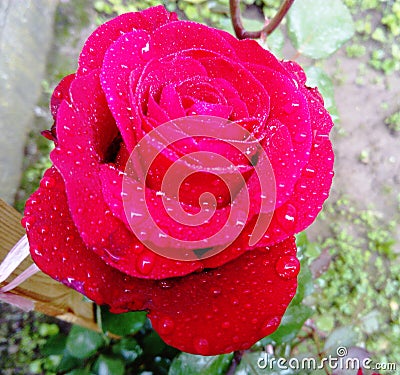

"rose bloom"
[24,6,334,354]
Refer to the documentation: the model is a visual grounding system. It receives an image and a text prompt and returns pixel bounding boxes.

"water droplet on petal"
[40,176,56,189]
[133,243,144,254]
[21,216,35,230]
[276,204,297,232]
[294,132,308,143]
[211,288,221,296]
[303,166,316,178]
[158,316,175,335]
[136,252,155,275]
[40,225,49,235]
[194,338,209,354]
[261,316,281,336]
[275,255,300,279]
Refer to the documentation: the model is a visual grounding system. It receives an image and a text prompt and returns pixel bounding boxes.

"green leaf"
[304,66,339,123]
[112,337,143,363]
[100,306,147,336]
[58,352,83,373]
[291,259,313,306]
[324,326,359,356]
[242,17,265,32]
[93,355,125,375]
[65,370,91,375]
[264,304,313,344]
[169,353,233,375]
[261,28,285,58]
[287,0,354,59]
[41,333,67,356]
[142,330,167,357]
[316,315,335,332]
[66,326,105,359]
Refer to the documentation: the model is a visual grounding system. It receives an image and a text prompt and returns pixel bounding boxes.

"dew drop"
[53,89,62,98]
[21,216,35,230]
[136,252,155,275]
[261,316,281,336]
[294,132,308,143]
[158,280,173,289]
[133,243,144,254]
[40,176,56,189]
[194,338,209,354]
[158,316,174,335]
[276,204,297,232]
[40,225,49,235]
[211,287,221,296]
[303,166,316,178]
[275,255,300,279]
[34,248,43,256]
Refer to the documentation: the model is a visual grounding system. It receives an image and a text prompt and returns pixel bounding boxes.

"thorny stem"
[229,0,295,39]
[226,350,245,375]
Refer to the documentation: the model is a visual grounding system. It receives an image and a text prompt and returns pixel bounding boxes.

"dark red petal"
[159,84,185,119]
[26,168,298,355]
[282,60,307,85]
[257,121,334,246]
[247,65,312,208]
[50,73,75,120]
[149,236,298,355]
[199,56,270,125]
[217,30,291,79]
[77,6,172,76]
[25,167,152,308]
[151,21,237,59]
[51,70,201,279]
[100,30,152,150]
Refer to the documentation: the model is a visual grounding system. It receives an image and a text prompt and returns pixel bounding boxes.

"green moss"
[385,110,400,133]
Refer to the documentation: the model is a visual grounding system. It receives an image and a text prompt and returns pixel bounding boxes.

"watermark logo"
[257,346,397,372]
[122,116,276,261]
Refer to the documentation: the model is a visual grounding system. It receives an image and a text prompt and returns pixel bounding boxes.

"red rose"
[357,369,382,375]
[24,6,334,354]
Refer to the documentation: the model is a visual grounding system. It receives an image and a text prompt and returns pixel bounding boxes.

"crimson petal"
[25,167,298,355]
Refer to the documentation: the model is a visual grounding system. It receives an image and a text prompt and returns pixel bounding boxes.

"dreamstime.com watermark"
[257,346,397,372]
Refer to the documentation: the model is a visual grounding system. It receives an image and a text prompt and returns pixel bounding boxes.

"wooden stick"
[0,199,98,331]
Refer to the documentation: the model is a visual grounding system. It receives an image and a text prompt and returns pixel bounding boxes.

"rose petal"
[52,70,201,279]
[151,21,237,59]
[50,74,75,120]
[100,30,152,150]
[25,169,297,355]
[149,236,298,355]
[256,111,334,246]
[77,6,173,76]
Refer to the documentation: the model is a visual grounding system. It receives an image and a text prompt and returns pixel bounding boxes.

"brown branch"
[226,350,245,375]
[229,0,295,40]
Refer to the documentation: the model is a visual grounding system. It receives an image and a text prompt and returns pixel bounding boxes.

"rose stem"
[229,0,295,39]
[226,350,245,375]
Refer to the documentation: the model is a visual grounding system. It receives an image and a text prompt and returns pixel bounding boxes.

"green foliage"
[314,199,400,364]
[287,0,354,59]
[385,110,400,133]
[100,306,147,336]
[304,66,339,124]
[169,353,233,374]
[344,0,400,74]
[66,326,105,359]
